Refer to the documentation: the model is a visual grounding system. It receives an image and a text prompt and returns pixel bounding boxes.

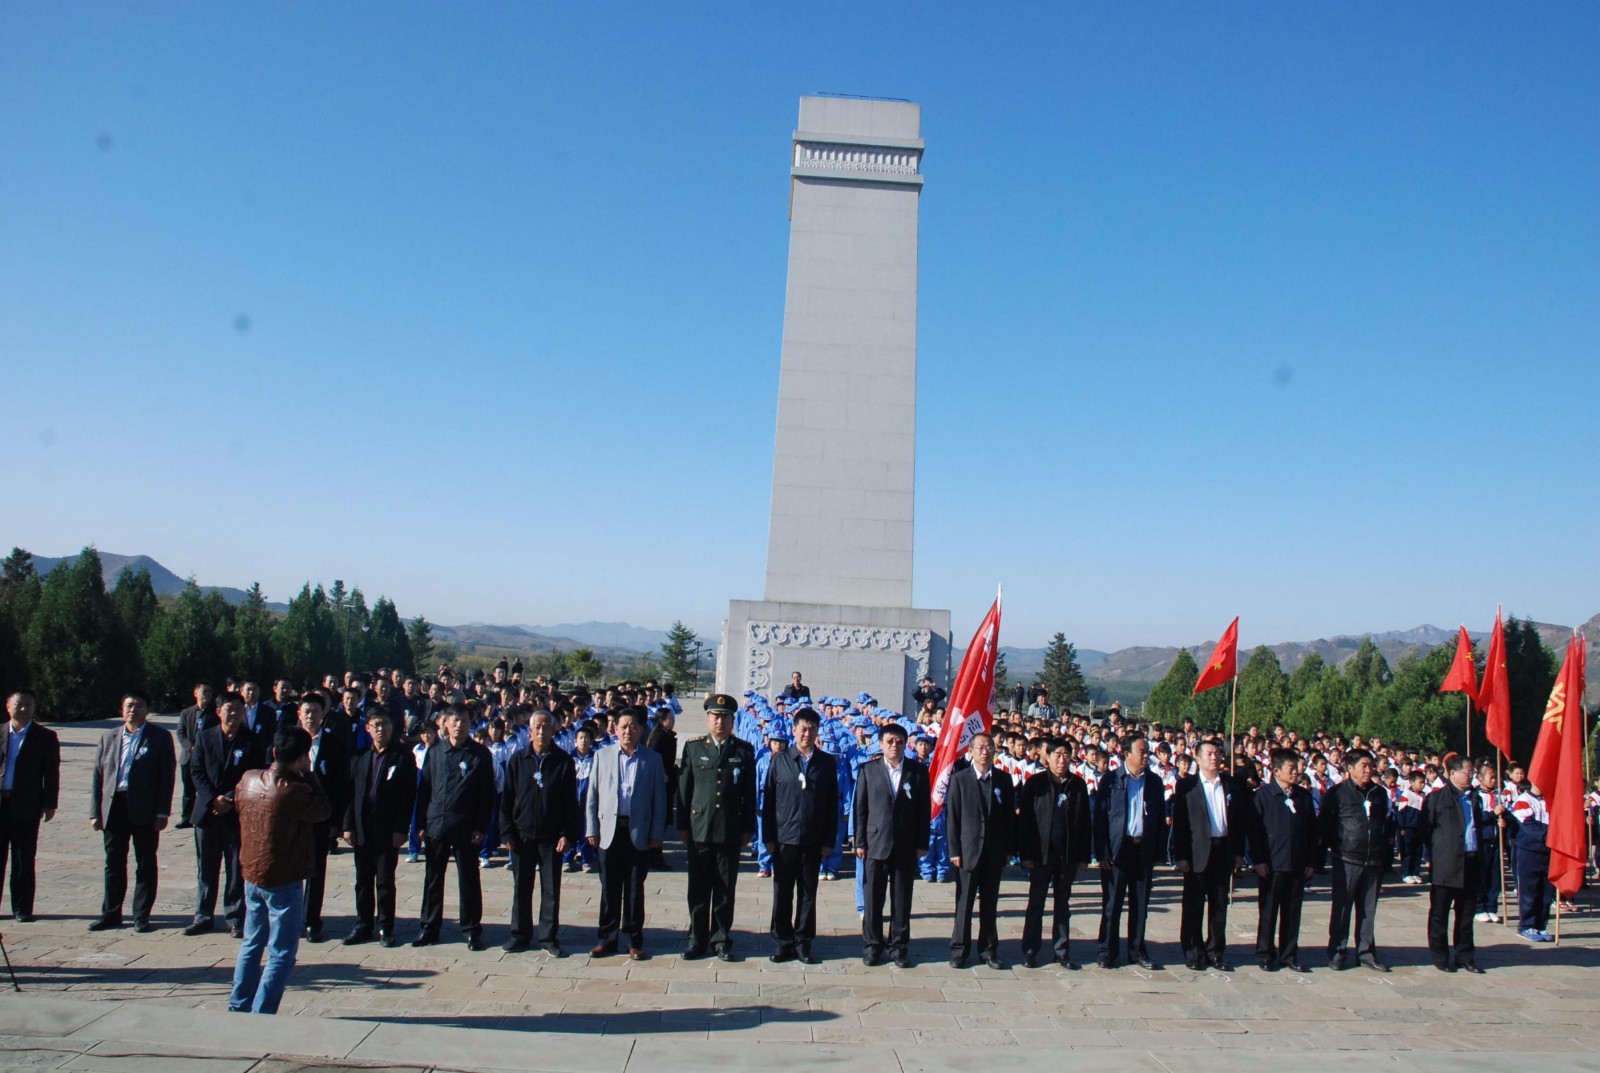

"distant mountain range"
[27,550,1597,697]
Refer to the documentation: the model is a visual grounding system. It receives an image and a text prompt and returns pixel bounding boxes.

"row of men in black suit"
[1,691,61,923]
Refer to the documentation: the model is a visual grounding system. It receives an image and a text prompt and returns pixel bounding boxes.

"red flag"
[1438,626,1479,703]
[929,592,1002,819]
[1479,609,1511,757]
[1533,636,1588,895]
[1192,617,1239,695]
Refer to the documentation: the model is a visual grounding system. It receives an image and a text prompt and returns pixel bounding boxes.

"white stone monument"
[718,95,951,713]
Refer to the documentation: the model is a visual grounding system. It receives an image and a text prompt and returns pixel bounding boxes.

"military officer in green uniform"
[678,693,758,960]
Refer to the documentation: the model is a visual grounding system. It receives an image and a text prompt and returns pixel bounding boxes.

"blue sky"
[3,3,1596,652]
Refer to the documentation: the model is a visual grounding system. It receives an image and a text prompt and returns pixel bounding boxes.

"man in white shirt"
[1173,739,1246,970]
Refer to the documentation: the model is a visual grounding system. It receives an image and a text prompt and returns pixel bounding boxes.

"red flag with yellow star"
[1530,635,1588,895]
[1479,609,1511,757]
[1192,617,1239,695]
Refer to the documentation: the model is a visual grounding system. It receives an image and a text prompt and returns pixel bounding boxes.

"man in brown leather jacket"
[228,725,330,1014]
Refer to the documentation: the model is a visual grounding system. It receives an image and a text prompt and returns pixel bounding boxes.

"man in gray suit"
[90,690,176,932]
[585,708,666,959]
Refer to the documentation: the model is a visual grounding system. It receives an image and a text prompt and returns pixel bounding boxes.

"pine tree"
[0,548,40,691]
[407,617,436,670]
[273,584,338,685]
[1146,648,1199,725]
[365,597,415,675]
[1237,646,1289,729]
[1039,632,1089,710]
[992,651,1010,704]
[1503,616,1557,765]
[566,647,602,685]
[108,567,160,690]
[23,547,123,717]
[659,620,698,687]
[232,583,280,684]
[143,581,234,708]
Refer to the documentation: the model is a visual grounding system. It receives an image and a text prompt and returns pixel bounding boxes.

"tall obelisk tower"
[719,96,951,712]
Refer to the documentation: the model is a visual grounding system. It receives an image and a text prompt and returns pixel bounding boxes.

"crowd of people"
[1,660,1598,1015]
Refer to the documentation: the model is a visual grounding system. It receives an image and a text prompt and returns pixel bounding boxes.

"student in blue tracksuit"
[1508,783,1554,941]
[563,726,599,872]
[755,724,791,877]
[914,735,950,882]
[407,722,437,862]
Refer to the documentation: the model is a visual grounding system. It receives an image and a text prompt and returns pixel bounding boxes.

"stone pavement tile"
[0,999,118,1040]
[1162,1053,1403,1072]
[1395,1053,1600,1073]
[1453,1036,1594,1053]
[664,980,760,996]
[1006,1028,1120,1047]
[628,1040,898,1071]
[61,1004,374,1060]
[909,1029,1018,1047]
[1146,1019,1245,1033]
[612,993,708,1010]
[1049,1016,1152,1031]
[859,1012,958,1029]
[1200,1033,1317,1050]
[61,1042,257,1073]
[953,1012,1057,1030]
[809,1027,916,1046]
[349,1022,631,1073]
[896,1048,1168,1072]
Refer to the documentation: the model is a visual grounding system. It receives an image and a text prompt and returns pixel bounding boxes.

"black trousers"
[353,838,400,933]
[597,835,647,949]
[1328,860,1382,959]
[179,763,196,828]
[862,853,917,956]
[1428,857,1479,964]
[1256,870,1304,966]
[1021,856,1077,959]
[951,851,1005,959]
[101,794,159,923]
[770,842,822,953]
[0,799,42,916]
[1099,842,1153,962]
[1180,841,1233,962]
[193,818,244,925]
[302,822,331,928]
[509,838,562,944]
[685,840,740,950]
[420,832,483,936]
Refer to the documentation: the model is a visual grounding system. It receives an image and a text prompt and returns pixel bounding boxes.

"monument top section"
[792,97,924,189]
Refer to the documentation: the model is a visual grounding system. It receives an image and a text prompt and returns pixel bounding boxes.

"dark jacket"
[190,725,268,828]
[1419,785,1486,889]
[91,721,176,827]
[1017,770,1092,870]
[945,764,1017,869]
[1093,767,1168,867]
[761,747,839,848]
[1,721,60,821]
[499,745,579,845]
[1170,772,1250,872]
[241,703,278,740]
[1318,778,1394,868]
[176,704,217,765]
[344,743,418,846]
[307,724,353,832]
[236,766,331,888]
[1249,779,1318,873]
[417,739,496,841]
[646,725,679,794]
[853,757,931,861]
[679,735,759,845]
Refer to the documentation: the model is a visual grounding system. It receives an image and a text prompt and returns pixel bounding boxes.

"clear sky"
[3,3,1596,652]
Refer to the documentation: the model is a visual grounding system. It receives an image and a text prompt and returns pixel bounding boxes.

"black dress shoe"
[1185,959,1204,971]
[303,925,324,943]
[229,923,244,939]
[770,949,795,963]
[1458,961,1485,974]
[14,913,36,923]
[1209,957,1231,972]
[716,947,734,962]
[1058,956,1080,970]
[950,956,967,969]
[175,821,193,830]
[412,933,440,948]
[502,937,532,953]
[1434,962,1457,973]
[1359,956,1390,973]
[132,919,154,933]
[466,933,486,951]
[1022,953,1038,968]
[982,954,1005,970]
[1258,959,1278,972]
[1283,962,1310,973]
[892,951,911,968]
[798,949,818,965]
[183,920,214,937]
[863,949,882,966]
[379,933,398,948]
[344,927,374,946]
[88,916,122,932]
[1097,956,1115,969]
[682,944,709,961]
[1134,955,1157,970]
[1329,951,1346,971]
[545,941,566,958]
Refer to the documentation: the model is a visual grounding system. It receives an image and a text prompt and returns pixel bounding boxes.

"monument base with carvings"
[717,600,951,716]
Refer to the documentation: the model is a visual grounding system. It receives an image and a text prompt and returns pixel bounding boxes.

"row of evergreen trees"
[1144,622,1561,763]
[0,547,435,717]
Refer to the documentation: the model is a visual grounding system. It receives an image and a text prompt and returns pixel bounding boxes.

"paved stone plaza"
[2,719,1598,1073]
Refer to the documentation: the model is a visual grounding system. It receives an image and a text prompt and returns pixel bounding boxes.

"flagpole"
[1229,672,1239,778]
[1465,695,1472,759]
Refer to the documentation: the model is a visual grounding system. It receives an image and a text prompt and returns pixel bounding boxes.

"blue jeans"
[229,880,304,1014]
